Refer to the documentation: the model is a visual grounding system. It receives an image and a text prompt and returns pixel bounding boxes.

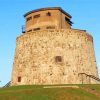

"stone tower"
[11,7,99,86]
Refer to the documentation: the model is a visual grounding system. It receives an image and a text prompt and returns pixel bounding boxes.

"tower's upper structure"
[24,7,73,33]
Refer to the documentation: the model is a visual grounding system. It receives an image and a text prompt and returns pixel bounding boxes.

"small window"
[65,17,73,26]
[33,28,40,31]
[46,26,55,29]
[18,77,21,82]
[34,14,40,18]
[46,12,51,16]
[26,17,32,21]
[55,56,62,63]
[27,29,32,32]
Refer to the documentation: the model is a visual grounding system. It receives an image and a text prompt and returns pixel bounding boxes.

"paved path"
[43,85,79,88]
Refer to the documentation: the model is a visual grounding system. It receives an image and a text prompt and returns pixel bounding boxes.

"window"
[34,14,40,18]
[65,17,73,26]
[27,29,32,32]
[18,77,21,82]
[33,28,40,31]
[55,56,62,63]
[46,26,55,29]
[46,12,51,16]
[26,17,32,21]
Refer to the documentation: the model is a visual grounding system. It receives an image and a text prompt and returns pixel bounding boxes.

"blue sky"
[0,0,100,86]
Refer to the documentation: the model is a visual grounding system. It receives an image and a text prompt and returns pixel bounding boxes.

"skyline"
[0,0,100,86]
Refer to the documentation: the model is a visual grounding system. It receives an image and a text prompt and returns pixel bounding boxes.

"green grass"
[0,84,100,100]
[82,84,100,92]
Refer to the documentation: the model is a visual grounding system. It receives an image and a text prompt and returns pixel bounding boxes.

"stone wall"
[11,29,98,85]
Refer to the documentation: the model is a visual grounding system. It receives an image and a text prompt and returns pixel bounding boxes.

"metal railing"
[3,81,11,88]
[22,25,26,33]
[78,73,100,84]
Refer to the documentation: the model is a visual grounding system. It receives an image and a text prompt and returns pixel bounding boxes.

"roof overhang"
[24,7,72,18]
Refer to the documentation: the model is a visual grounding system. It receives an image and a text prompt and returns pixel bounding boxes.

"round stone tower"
[11,7,99,86]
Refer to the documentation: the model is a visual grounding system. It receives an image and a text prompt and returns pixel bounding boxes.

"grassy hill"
[0,84,100,100]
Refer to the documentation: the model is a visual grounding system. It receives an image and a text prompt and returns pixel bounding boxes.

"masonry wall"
[11,29,98,86]
[60,12,71,29]
[25,9,71,32]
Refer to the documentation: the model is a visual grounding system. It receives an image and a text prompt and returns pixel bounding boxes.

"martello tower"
[11,7,99,86]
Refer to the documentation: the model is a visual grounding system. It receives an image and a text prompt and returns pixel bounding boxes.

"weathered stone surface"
[11,29,99,85]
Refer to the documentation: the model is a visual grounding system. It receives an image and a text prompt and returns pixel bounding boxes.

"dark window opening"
[26,17,32,21]
[46,12,51,16]
[46,26,55,29]
[65,17,73,26]
[33,28,40,31]
[27,29,32,32]
[34,14,40,18]
[55,56,62,63]
[18,77,21,82]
